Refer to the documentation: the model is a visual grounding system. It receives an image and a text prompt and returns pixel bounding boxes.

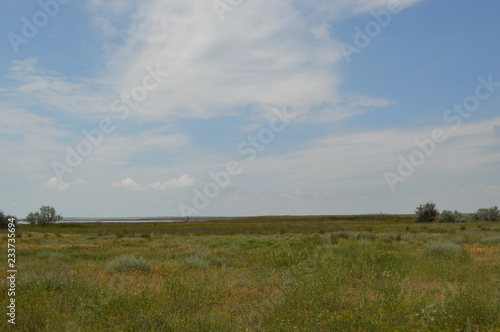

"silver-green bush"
[474,206,500,221]
[439,210,470,223]
[481,236,500,244]
[448,235,468,244]
[106,254,151,273]
[424,241,469,260]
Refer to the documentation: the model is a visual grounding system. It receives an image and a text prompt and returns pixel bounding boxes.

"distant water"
[58,218,179,223]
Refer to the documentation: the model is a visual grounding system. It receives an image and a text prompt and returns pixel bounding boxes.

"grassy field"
[1,215,499,331]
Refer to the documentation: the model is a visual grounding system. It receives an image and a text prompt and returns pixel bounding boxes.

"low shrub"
[355,231,376,240]
[335,231,352,239]
[181,248,226,269]
[439,210,470,223]
[184,255,210,269]
[474,206,500,222]
[424,241,469,260]
[481,236,500,244]
[448,235,468,244]
[106,254,151,273]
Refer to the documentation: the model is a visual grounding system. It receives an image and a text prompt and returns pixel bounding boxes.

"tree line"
[415,202,499,223]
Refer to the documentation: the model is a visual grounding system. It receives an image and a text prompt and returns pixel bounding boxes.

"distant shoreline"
[16,214,417,224]
[16,216,237,223]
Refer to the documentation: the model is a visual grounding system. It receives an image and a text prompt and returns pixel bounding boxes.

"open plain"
[1,215,499,331]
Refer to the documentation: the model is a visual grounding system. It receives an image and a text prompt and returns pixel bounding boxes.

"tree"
[0,210,16,229]
[26,212,38,225]
[26,206,63,226]
[474,206,500,222]
[415,202,439,223]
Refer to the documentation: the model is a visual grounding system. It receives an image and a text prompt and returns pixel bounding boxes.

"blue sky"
[1,0,499,218]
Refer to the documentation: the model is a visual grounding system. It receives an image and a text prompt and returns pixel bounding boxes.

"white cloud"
[343,94,396,108]
[4,59,111,119]
[112,178,144,191]
[352,0,425,14]
[300,0,426,19]
[81,0,388,123]
[112,175,195,192]
[310,23,333,41]
[1,0,413,140]
[45,177,70,191]
[236,115,500,195]
[0,106,68,137]
[149,175,196,191]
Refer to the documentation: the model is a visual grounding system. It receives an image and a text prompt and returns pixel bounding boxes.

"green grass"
[1,215,499,331]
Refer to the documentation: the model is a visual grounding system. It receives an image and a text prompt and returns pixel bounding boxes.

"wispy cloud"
[112,175,196,192]
[149,175,196,191]
[81,0,404,123]
[3,58,111,118]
